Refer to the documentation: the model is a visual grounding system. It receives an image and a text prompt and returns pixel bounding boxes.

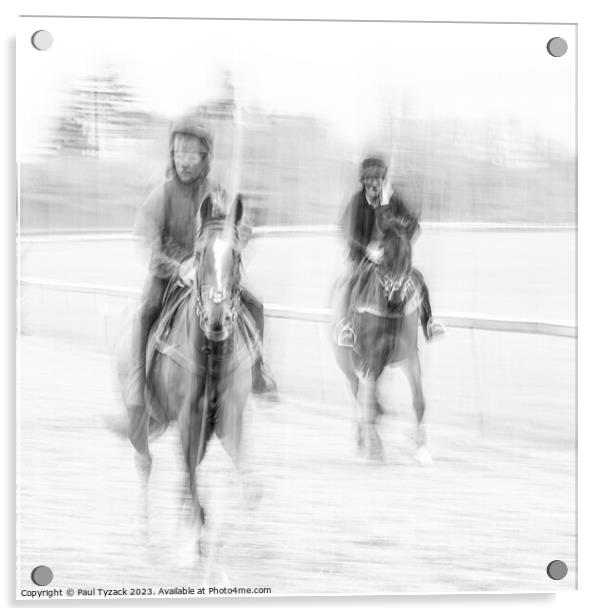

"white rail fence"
[18,224,576,338]
[17,222,577,244]
[18,275,576,339]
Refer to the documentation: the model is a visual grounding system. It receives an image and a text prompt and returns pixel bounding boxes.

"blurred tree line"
[19,71,575,232]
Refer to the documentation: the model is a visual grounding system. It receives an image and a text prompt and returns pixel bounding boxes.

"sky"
[17,17,576,156]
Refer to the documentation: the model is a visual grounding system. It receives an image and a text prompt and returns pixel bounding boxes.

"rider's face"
[173,134,210,184]
[363,175,385,203]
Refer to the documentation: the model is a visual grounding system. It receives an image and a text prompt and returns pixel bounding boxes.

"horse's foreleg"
[357,373,384,462]
[178,382,214,553]
[352,395,365,455]
[405,355,426,426]
[188,400,212,524]
[404,355,433,465]
[345,369,364,454]
[200,387,244,586]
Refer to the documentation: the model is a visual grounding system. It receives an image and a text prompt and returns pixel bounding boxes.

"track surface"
[17,232,576,597]
[17,331,575,596]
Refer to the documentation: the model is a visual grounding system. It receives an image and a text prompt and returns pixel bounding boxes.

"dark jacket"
[136,116,213,280]
[136,176,210,279]
[341,189,420,264]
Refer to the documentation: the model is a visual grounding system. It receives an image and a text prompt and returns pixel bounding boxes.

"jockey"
[336,156,446,347]
[133,115,276,408]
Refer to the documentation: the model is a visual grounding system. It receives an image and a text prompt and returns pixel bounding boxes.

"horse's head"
[378,218,413,307]
[193,190,244,342]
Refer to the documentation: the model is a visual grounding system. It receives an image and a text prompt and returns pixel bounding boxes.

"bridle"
[375,233,413,305]
[376,268,415,305]
[193,221,242,342]
[193,284,241,342]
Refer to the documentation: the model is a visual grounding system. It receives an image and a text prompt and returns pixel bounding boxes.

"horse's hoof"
[365,447,386,464]
[353,436,365,459]
[414,445,434,466]
[134,453,152,480]
[354,443,365,458]
[365,435,385,464]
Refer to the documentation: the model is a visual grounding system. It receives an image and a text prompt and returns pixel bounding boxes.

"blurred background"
[18,68,575,231]
[18,19,575,231]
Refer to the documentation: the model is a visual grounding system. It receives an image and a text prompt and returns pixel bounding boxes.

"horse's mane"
[380,218,412,275]
[381,217,410,241]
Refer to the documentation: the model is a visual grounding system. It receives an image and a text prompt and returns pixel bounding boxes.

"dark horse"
[332,218,432,464]
[118,191,258,561]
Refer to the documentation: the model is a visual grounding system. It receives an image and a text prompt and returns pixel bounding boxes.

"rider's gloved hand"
[366,242,383,264]
[179,257,195,287]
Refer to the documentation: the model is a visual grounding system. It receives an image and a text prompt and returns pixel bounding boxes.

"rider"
[133,115,276,408]
[336,156,445,347]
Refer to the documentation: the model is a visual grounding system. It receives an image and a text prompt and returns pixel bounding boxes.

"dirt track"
[17,331,575,597]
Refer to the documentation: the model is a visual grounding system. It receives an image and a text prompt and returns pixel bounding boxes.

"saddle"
[147,277,260,378]
[153,277,190,346]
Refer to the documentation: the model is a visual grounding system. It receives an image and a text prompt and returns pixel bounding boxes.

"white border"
[4,1,600,614]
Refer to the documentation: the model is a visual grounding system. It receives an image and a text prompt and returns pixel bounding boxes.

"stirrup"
[336,322,356,348]
[426,318,446,341]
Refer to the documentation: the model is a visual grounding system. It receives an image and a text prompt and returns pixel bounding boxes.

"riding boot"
[239,288,278,397]
[412,269,445,342]
[252,357,278,396]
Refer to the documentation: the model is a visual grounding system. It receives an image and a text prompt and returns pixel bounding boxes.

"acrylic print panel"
[17,17,576,599]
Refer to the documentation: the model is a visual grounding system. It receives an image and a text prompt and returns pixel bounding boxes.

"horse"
[332,218,432,464]
[117,191,259,565]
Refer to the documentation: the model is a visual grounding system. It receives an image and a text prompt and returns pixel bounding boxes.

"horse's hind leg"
[128,403,152,471]
[217,386,263,508]
[404,355,433,466]
[346,371,366,454]
[127,405,152,541]
[357,374,384,462]
[334,346,365,454]
[167,390,211,566]
[405,355,425,424]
